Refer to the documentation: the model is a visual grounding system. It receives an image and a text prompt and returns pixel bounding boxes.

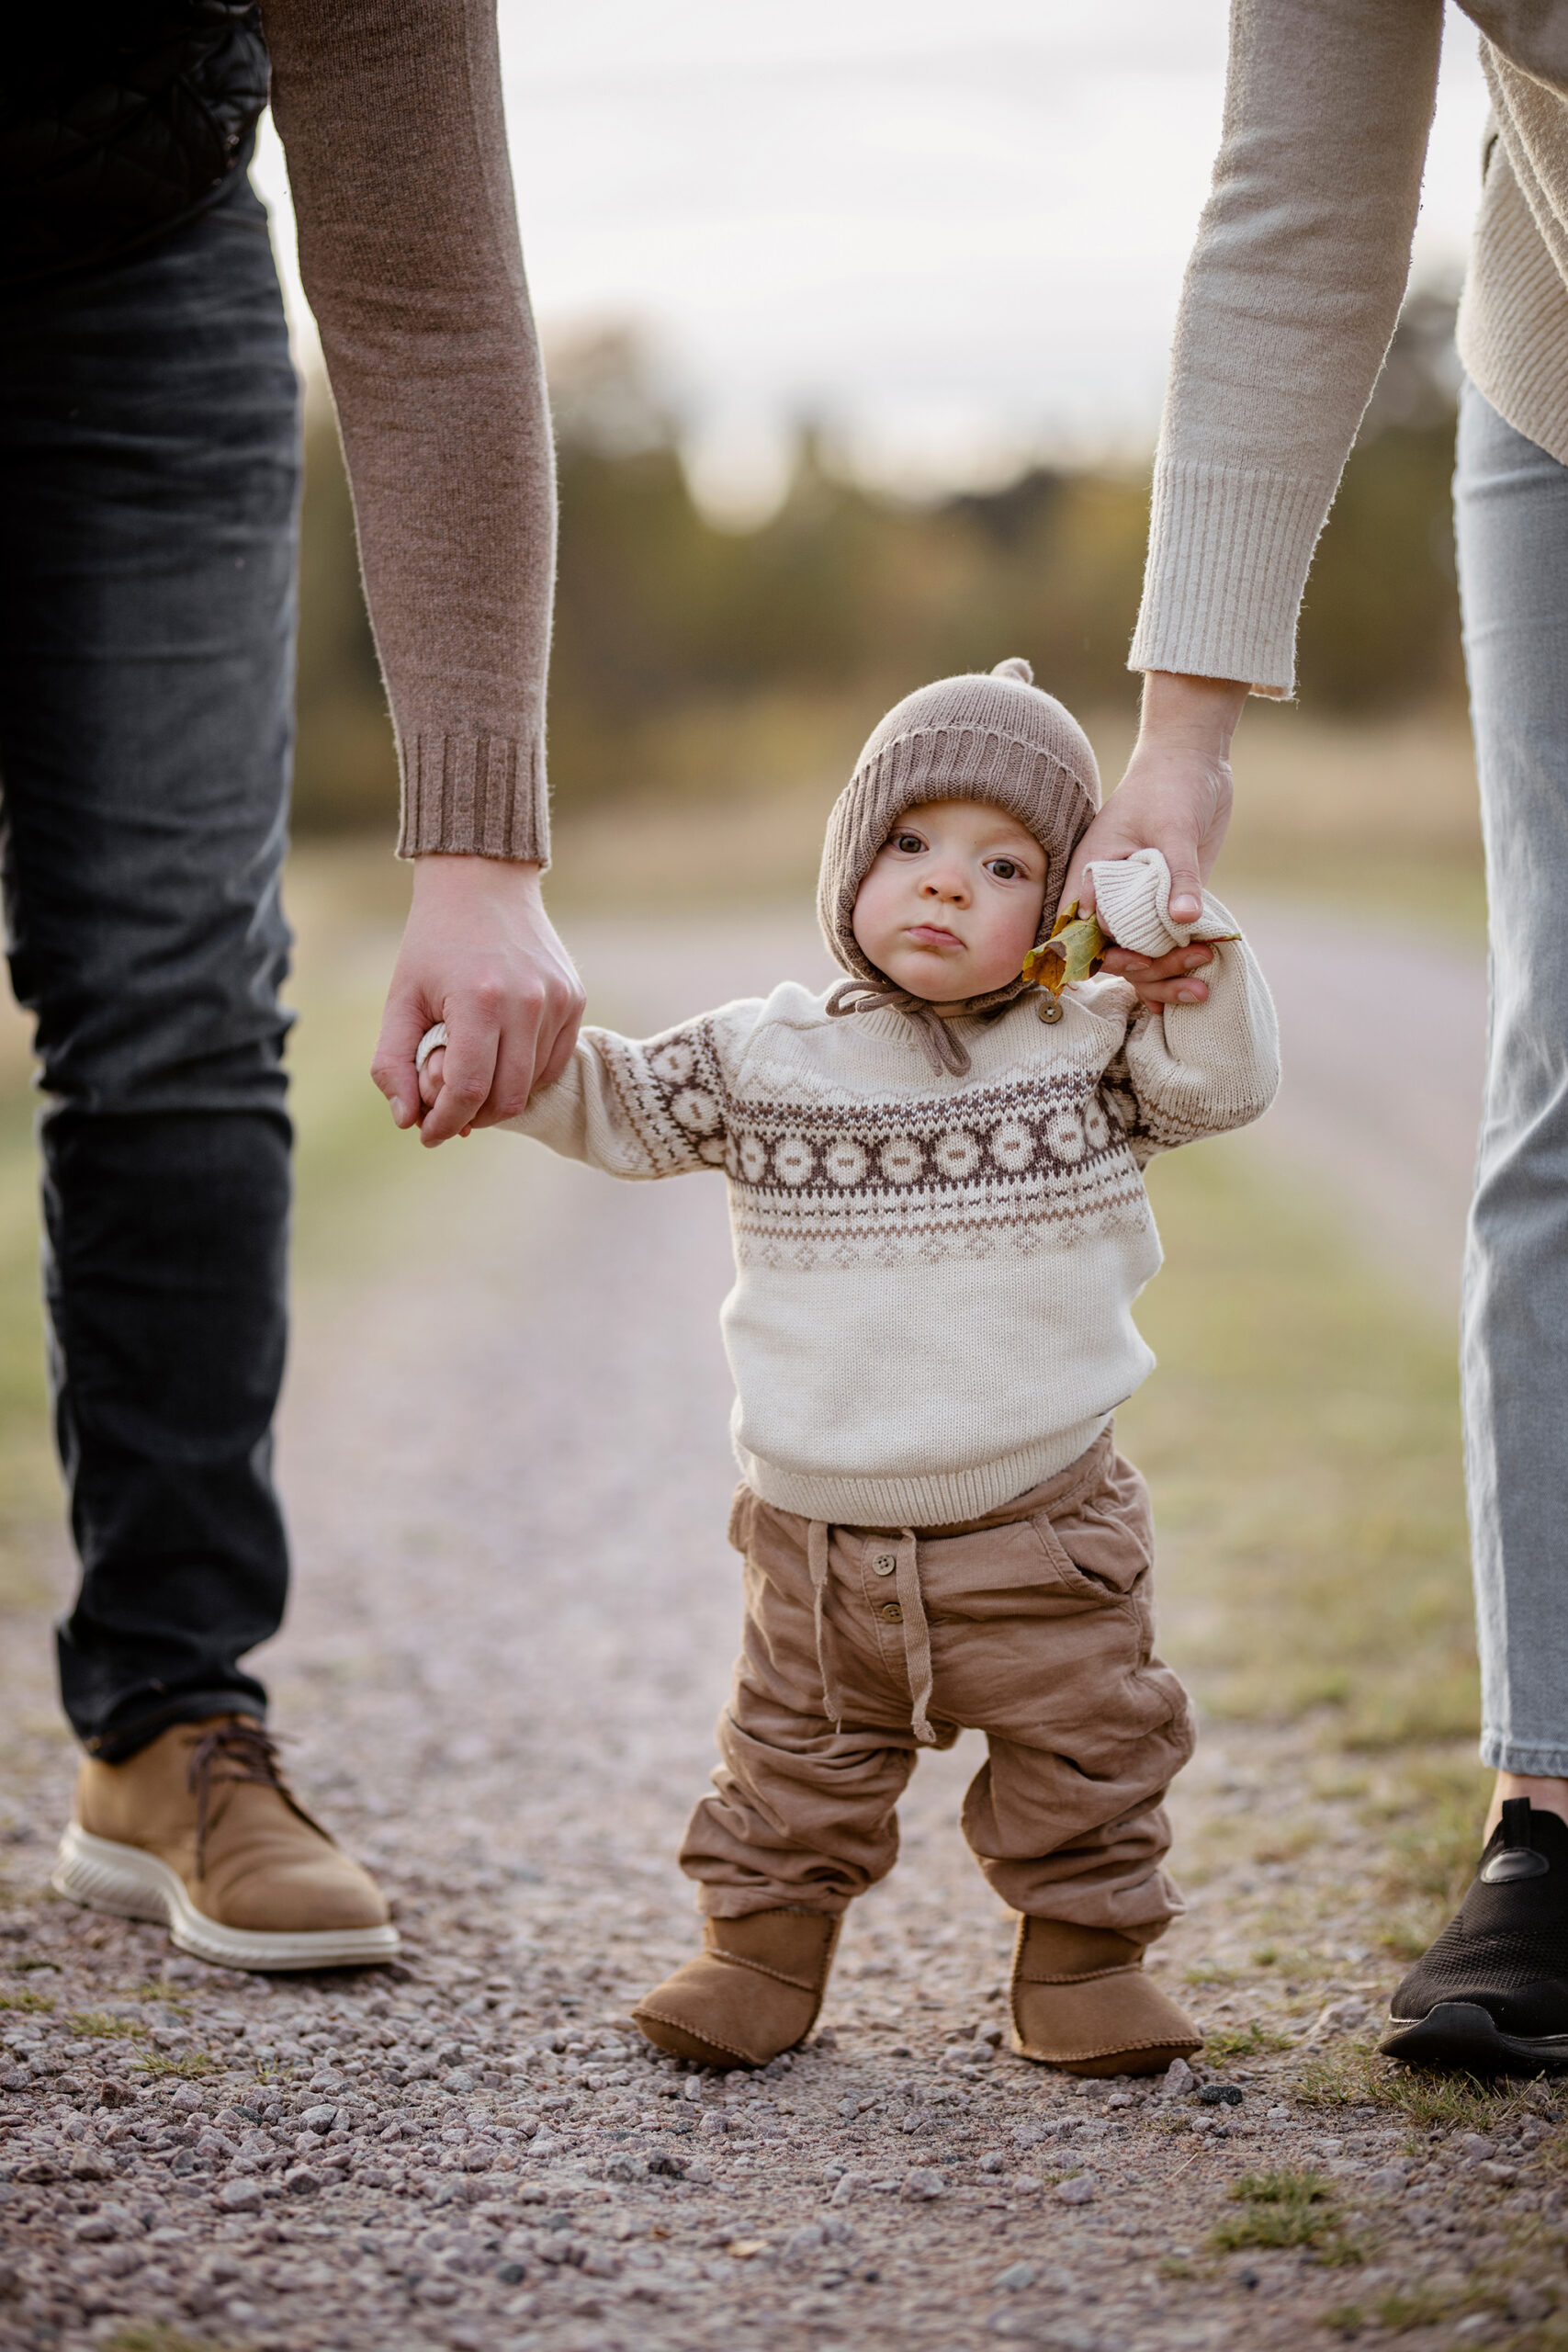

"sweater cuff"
[1088,847,1240,958]
[397,729,550,865]
[1127,456,1336,698]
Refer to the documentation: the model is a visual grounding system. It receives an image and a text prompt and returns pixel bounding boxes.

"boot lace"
[184,1722,296,1880]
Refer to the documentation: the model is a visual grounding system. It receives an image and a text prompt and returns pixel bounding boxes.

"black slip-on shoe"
[1380,1799,1568,2075]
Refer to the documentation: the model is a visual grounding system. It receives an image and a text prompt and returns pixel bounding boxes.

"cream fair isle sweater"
[1130,0,1568,697]
[507,856,1280,1528]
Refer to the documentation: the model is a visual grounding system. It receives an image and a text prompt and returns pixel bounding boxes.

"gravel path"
[1,912,1560,2352]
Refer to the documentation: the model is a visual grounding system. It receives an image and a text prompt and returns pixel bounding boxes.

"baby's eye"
[893,832,925,854]
[988,858,1021,880]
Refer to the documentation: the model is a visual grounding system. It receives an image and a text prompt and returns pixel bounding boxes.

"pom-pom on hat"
[817,660,1101,1069]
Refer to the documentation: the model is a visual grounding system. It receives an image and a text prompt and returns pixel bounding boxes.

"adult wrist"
[1136,672,1249,759]
[411,853,545,901]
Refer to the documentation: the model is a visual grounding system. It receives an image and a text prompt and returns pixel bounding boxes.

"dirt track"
[2,909,1560,2352]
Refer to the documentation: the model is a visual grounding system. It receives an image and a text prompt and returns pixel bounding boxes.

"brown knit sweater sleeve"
[260,0,556,861]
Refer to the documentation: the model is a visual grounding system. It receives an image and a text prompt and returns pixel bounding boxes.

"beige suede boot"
[633,1910,840,2067]
[52,1717,399,1973]
[1010,1918,1201,2076]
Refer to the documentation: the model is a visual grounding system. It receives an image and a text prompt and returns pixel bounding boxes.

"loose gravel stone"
[1368,2165,1411,2193]
[73,2208,133,2242]
[900,2168,944,2201]
[994,2259,1036,2290]
[1509,2282,1553,2324]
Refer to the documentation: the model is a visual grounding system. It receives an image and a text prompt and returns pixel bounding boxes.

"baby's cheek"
[999,892,1048,967]
[850,905,885,970]
[968,901,1041,990]
[851,870,902,968]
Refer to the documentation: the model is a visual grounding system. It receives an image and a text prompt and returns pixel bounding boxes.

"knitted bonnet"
[818,659,1100,1069]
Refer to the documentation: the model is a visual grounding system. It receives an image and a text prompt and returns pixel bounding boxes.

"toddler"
[418,660,1279,2075]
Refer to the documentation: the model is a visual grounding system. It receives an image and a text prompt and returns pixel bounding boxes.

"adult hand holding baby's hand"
[1066,672,1248,1010]
[372,856,585,1147]
[414,1026,457,1125]
[1105,933,1217,1013]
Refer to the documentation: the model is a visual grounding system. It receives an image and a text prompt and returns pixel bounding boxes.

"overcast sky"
[254,1,1489,507]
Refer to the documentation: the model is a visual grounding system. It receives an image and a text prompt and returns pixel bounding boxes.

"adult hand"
[1068,671,1250,1009]
[371,856,585,1148]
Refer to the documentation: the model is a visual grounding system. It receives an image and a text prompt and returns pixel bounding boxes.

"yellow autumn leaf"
[1023,906,1243,998]
[1022,902,1107,998]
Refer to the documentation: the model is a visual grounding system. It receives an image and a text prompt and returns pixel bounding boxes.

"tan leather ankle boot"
[52,1716,399,1973]
[1010,1917,1201,2076]
[633,1909,840,2068]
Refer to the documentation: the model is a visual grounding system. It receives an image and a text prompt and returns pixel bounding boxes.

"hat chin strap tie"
[824,978,976,1078]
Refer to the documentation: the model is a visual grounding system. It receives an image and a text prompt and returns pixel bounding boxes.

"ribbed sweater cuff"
[1128,456,1336,697]
[397,729,550,865]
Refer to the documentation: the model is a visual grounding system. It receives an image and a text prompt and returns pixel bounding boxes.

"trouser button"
[879,1601,904,1623]
[873,1553,897,1576]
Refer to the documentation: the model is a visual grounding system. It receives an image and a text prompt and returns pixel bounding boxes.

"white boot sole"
[51,1823,400,1973]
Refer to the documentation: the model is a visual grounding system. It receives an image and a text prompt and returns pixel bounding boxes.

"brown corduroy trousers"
[681,1430,1195,1941]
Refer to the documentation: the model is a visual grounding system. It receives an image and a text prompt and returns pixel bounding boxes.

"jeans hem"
[1479,1734,1568,1779]
[82,1694,265,1766]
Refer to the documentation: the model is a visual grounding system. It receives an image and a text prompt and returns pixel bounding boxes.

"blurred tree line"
[292,285,1465,831]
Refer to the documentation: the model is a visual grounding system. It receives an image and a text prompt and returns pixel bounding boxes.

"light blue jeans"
[1457,379,1568,1776]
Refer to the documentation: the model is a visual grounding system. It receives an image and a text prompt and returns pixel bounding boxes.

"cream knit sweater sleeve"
[1128,0,1444,695]
[262,0,556,863]
[504,1001,765,1178]
[1089,853,1280,1161]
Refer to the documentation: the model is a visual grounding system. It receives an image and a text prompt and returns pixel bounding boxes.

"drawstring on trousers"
[892,1531,936,1745]
[807,1521,844,1730]
[807,1521,937,1747]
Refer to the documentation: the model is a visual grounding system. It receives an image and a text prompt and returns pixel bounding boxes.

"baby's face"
[852,799,1047,1005]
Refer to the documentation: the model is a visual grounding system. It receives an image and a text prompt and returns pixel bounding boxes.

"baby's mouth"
[906,924,963,950]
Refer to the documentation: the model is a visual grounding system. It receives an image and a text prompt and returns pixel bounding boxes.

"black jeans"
[0,166,300,1760]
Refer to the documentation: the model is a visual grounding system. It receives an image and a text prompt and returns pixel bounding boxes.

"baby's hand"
[417,1044,446,1107]
[414,1023,473,1136]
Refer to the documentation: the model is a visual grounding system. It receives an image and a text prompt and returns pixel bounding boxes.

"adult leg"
[1381,381,1568,2069]
[0,168,392,1968]
[1453,382,1568,1796]
[0,166,296,1755]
